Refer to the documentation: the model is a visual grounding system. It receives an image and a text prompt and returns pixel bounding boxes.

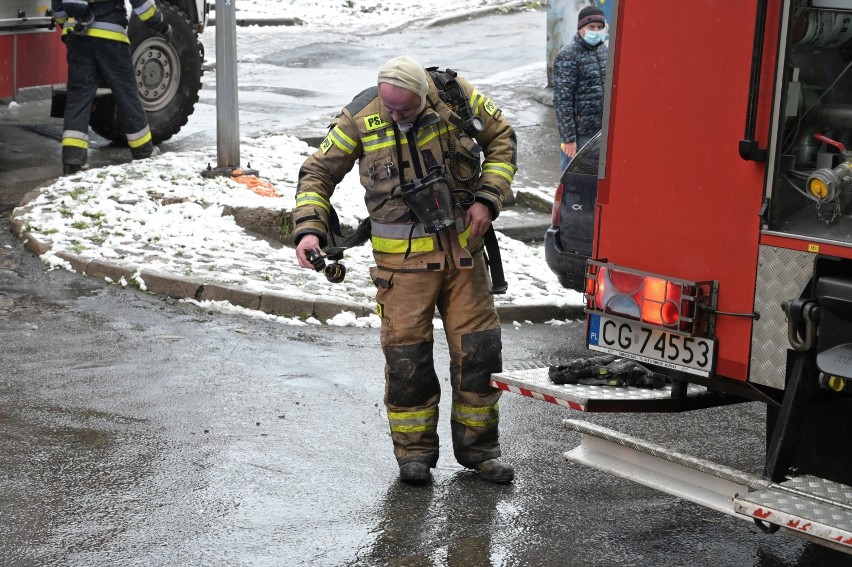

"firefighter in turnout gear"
[294,56,518,485]
[52,0,170,174]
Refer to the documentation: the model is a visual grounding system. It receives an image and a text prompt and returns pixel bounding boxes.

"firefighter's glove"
[150,20,173,40]
[548,355,668,389]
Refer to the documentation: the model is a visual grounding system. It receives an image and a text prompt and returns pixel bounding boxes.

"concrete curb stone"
[55,250,91,274]
[199,283,261,311]
[85,259,136,283]
[22,232,51,256]
[314,298,373,321]
[13,227,582,323]
[258,291,314,319]
[497,303,584,323]
[137,270,203,300]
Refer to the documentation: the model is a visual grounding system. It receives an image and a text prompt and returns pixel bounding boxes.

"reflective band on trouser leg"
[134,0,158,21]
[126,125,153,157]
[378,270,444,466]
[383,341,442,466]
[92,37,155,160]
[438,254,503,464]
[451,400,500,463]
[450,328,503,465]
[61,131,89,167]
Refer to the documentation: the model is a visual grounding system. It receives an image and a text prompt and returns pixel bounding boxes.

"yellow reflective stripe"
[62,138,89,149]
[417,122,454,146]
[469,89,484,113]
[458,224,471,248]
[295,192,330,212]
[371,234,434,254]
[454,402,499,415]
[451,402,499,428]
[483,162,516,183]
[127,131,152,148]
[330,126,357,154]
[137,5,157,21]
[388,408,438,433]
[81,28,130,43]
[388,409,437,420]
[135,1,158,20]
[362,131,401,153]
[453,416,499,428]
[391,424,436,433]
[371,221,428,239]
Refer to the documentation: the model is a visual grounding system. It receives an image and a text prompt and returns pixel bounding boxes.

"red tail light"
[585,261,718,337]
[551,182,564,226]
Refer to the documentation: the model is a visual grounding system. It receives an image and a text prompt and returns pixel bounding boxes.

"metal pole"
[215,0,239,169]
[203,0,257,177]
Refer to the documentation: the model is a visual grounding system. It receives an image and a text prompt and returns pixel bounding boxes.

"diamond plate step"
[491,364,721,412]
[734,476,852,552]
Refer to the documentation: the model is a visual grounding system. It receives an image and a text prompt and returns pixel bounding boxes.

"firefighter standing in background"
[52,0,171,175]
[553,5,608,171]
[294,56,518,485]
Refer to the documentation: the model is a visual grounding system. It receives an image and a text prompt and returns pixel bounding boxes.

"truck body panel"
[495,0,852,554]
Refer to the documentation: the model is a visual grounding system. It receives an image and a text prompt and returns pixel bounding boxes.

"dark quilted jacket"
[553,33,608,143]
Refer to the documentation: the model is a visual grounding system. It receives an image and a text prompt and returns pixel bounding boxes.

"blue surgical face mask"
[583,30,603,46]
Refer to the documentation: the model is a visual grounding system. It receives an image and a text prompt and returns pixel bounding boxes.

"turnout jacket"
[295,72,517,272]
[553,33,608,144]
[52,0,164,42]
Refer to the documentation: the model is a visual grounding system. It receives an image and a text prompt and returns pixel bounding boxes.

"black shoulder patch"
[345,86,379,116]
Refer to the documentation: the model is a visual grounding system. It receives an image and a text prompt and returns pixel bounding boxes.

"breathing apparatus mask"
[399,164,456,233]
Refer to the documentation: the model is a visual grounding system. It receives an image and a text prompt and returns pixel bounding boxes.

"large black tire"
[89,2,203,144]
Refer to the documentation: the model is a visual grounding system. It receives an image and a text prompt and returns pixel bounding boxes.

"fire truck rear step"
[563,419,852,553]
[562,419,769,517]
[734,476,852,554]
[491,364,729,412]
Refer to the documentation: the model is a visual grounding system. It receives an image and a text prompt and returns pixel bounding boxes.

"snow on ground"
[15,0,584,327]
[215,0,532,32]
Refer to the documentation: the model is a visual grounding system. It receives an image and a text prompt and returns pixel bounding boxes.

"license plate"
[587,314,715,377]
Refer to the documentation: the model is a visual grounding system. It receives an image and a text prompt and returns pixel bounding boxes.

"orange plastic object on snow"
[230,169,280,198]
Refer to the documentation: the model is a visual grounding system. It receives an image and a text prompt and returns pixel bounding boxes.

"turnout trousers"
[372,242,503,468]
[62,35,154,166]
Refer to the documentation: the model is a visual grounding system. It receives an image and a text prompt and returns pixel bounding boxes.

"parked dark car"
[544,131,601,292]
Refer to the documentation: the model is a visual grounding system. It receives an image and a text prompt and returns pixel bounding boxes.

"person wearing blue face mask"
[553,5,608,171]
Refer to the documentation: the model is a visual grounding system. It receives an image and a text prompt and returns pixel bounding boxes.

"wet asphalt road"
[2,217,852,566]
[3,8,852,567]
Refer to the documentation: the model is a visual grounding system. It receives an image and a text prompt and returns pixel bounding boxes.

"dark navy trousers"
[62,34,154,166]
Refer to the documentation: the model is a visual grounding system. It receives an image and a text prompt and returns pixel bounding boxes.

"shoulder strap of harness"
[426,67,483,137]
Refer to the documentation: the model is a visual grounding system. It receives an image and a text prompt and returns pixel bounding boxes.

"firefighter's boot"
[469,459,514,484]
[399,461,432,485]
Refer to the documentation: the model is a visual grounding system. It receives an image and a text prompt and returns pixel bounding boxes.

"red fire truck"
[493,0,852,553]
[0,0,206,143]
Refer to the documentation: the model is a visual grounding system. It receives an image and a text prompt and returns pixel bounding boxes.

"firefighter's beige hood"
[377,55,429,115]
